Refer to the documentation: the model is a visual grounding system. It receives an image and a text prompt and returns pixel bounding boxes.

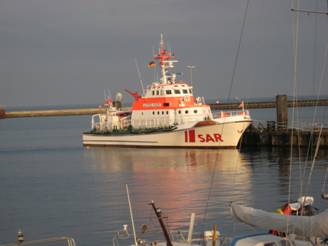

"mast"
[154,34,178,84]
[150,201,173,246]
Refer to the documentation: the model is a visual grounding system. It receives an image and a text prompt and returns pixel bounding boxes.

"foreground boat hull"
[83,120,251,148]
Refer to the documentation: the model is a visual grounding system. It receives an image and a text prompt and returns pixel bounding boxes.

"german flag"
[148,61,156,68]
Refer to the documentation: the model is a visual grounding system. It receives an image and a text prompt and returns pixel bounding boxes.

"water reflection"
[83,148,252,230]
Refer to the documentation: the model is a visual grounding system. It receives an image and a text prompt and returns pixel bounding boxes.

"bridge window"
[183,89,188,94]
[174,90,181,94]
[166,90,172,95]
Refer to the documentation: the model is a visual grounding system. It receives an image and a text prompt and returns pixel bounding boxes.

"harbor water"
[0,107,328,245]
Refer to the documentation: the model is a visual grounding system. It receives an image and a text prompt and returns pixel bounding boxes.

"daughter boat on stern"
[83,35,251,148]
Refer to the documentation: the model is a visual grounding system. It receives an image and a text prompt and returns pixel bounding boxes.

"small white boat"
[83,34,251,148]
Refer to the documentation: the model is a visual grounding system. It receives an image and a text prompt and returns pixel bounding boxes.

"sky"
[0,0,327,107]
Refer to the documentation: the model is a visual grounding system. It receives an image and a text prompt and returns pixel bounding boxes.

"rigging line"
[305,125,323,195]
[226,0,250,101]
[302,41,328,195]
[134,58,145,95]
[217,0,250,183]
[312,0,319,95]
[202,0,249,234]
[200,151,219,236]
[321,167,328,194]
[207,0,251,233]
[288,0,300,235]
[302,0,321,197]
[231,138,246,235]
[304,41,328,194]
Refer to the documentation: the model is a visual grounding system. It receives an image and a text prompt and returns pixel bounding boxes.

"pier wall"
[1,97,327,119]
[242,126,328,147]
[209,98,328,110]
[1,108,107,119]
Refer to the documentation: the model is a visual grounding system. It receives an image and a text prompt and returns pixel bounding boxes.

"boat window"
[162,111,164,115]
[166,90,172,95]
[152,91,155,96]
[183,89,188,94]
[163,102,170,107]
[157,111,160,115]
[166,111,169,115]
[174,90,181,94]
[152,111,155,115]
[156,90,159,95]
[178,110,181,114]
[194,110,198,114]
[185,110,189,114]
[189,89,192,93]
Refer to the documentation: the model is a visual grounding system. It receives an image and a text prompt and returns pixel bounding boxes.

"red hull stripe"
[189,129,195,143]
[131,96,209,110]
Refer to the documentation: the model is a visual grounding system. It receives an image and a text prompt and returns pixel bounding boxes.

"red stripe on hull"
[189,129,195,143]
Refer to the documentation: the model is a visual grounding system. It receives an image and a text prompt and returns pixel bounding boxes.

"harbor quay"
[241,95,328,148]
[241,124,328,148]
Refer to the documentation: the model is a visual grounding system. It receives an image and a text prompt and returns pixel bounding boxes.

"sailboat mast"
[150,201,173,246]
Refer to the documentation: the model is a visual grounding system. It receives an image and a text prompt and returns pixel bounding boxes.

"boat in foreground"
[83,34,251,148]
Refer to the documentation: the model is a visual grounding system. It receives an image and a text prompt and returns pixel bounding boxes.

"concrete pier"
[209,98,328,110]
[1,108,106,119]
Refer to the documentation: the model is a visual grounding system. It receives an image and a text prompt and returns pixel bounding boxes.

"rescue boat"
[82,35,252,148]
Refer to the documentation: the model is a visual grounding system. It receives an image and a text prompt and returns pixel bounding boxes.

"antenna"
[134,58,145,95]
[160,33,164,51]
[187,65,196,85]
[103,90,107,101]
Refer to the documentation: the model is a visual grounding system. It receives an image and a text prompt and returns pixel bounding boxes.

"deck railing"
[217,110,250,118]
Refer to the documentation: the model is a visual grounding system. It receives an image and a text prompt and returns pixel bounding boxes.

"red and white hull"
[83,120,251,148]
